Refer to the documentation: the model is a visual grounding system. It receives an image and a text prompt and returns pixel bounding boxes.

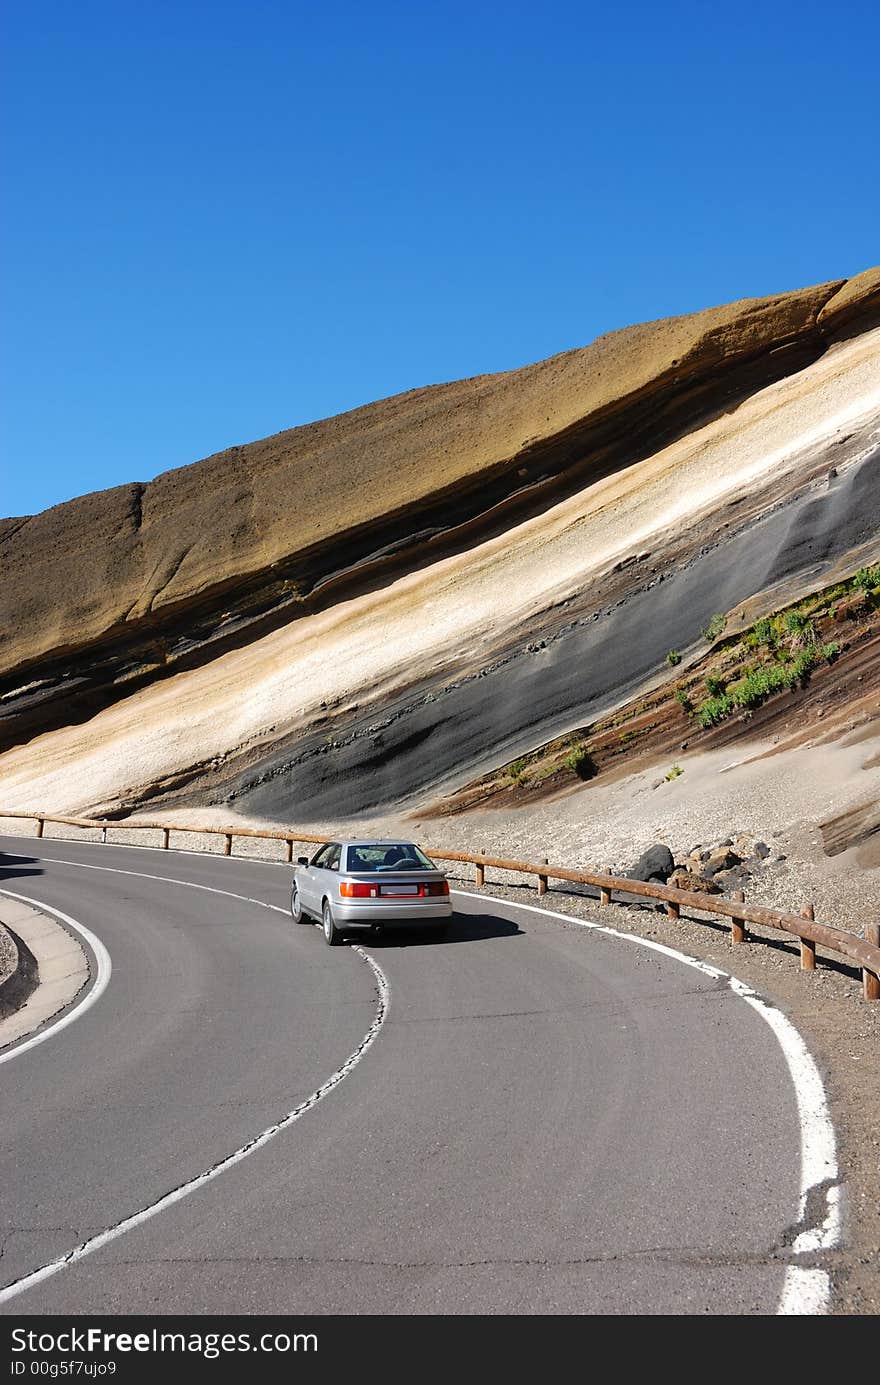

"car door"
[309,842,342,911]
[302,843,334,912]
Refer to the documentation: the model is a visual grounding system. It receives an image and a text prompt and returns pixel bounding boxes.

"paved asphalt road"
[0,836,805,1315]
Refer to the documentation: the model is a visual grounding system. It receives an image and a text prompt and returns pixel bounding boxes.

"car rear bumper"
[333,900,453,925]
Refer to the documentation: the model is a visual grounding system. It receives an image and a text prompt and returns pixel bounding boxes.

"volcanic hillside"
[1,268,879,824]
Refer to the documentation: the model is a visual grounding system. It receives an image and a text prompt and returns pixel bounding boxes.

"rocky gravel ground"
[0,921,17,987]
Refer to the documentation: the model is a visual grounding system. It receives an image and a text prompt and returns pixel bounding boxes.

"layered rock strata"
[1,269,879,820]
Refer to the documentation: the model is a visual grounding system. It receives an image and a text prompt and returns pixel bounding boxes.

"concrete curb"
[0,899,90,1051]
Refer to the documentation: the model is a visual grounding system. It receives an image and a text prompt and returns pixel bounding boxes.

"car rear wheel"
[290,883,308,924]
[322,899,343,946]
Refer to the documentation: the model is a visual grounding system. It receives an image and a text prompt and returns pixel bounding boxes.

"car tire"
[290,883,308,924]
[322,899,343,946]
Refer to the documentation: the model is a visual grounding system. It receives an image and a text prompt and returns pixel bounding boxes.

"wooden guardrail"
[2,809,878,1001]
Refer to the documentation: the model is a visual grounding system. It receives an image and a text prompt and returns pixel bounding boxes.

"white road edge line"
[0,889,112,1067]
[0,860,390,1307]
[453,888,840,1316]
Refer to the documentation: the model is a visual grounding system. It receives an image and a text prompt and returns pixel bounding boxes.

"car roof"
[339,839,420,847]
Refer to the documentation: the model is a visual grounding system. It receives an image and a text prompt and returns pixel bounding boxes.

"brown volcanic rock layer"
[2,270,879,754]
[818,267,880,332]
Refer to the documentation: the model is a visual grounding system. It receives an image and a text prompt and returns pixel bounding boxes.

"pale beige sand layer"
[2,327,879,815]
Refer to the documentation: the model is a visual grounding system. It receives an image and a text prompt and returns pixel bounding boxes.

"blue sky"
[2,0,878,517]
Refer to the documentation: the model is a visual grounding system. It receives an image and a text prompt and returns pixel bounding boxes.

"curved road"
[0,836,824,1314]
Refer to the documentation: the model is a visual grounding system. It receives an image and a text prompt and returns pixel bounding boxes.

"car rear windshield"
[346,844,437,872]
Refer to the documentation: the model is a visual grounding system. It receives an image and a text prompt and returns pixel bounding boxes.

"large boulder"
[668,868,721,894]
[627,844,675,883]
[704,847,743,877]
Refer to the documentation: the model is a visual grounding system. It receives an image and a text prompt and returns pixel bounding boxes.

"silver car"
[291,839,453,945]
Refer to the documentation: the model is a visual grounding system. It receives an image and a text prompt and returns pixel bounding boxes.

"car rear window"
[346,844,437,872]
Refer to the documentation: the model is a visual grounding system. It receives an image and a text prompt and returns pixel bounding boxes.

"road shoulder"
[0,897,90,1052]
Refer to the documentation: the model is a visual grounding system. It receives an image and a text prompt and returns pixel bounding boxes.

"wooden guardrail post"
[537,858,548,896]
[475,851,485,887]
[285,839,294,863]
[224,833,233,857]
[599,872,611,906]
[800,903,816,970]
[35,817,44,839]
[864,924,880,1001]
[162,827,170,849]
[666,898,680,919]
[731,889,746,944]
[100,826,107,843]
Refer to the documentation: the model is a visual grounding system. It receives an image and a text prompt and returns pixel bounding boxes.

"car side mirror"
[297,856,309,866]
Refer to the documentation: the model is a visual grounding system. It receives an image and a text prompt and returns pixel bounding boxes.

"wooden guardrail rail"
[2,809,878,1001]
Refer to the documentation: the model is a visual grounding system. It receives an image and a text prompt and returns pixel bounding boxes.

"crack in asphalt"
[0,1229,102,1263]
[83,1244,844,1272]
[388,979,735,1026]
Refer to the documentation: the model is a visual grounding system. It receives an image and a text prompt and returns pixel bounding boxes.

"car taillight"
[425,881,450,896]
[340,881,379,898]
